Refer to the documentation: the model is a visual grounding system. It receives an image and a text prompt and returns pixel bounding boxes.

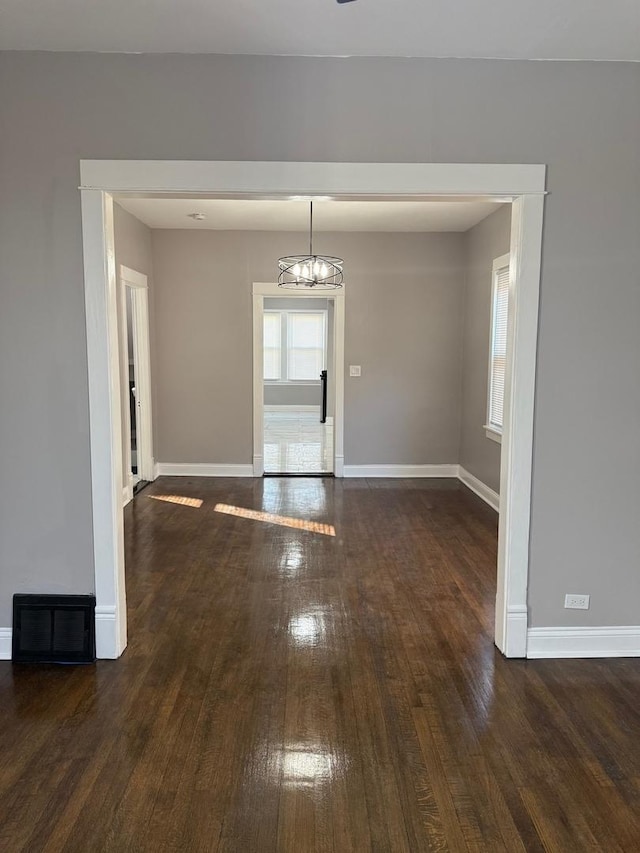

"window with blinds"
[488,259,510,434]
[263,312,282,381]
[263,310,326,382]
[287,312,326,381]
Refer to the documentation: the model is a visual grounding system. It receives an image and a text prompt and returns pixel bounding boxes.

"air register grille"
[12,594,96,663]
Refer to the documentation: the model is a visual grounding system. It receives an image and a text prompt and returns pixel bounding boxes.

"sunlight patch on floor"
[149,494,203,508]
[214,503,336,536]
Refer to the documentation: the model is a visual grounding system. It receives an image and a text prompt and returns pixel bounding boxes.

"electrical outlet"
[349,365,361,377]
[564,593,590,610]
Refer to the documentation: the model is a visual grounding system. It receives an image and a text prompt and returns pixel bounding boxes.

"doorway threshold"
[263,473,335,478]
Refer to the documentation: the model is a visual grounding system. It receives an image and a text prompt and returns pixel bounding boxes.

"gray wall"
[264,385,320,407]
[0,53,639,629]
[459,205,512,493]
[113,203,154,482]
[151,229,464,465]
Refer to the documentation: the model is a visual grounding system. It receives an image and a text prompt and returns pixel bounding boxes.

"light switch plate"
[349,365,361,377]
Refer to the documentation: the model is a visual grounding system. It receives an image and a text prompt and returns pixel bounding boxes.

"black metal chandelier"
[278,202,343,290]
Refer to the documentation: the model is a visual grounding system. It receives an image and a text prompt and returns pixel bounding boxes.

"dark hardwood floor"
[1,477,640,851]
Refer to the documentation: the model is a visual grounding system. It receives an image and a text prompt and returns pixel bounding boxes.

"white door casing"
[80,160,546,659]
[120,265,154,503]
[252,283,345,477]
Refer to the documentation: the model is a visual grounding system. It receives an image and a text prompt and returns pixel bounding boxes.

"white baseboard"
[458,467,500,512]
[504,605,528,657]
[152,462,497,505]
[0,617,130,661]
[122,486,132,507]
[157,463,255,478]
[95,605,125,659]
[0,628,11,660]
[527,626,640,658]
[343,464,459,478]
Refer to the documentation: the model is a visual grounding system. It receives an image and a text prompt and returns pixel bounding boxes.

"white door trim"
[494,195,544,657]
[80,160,545,196]
[119,265,155,486]
[81,189,127,659]
[119,264,147,290]
[252,282,345,477]
[79,159,546,660]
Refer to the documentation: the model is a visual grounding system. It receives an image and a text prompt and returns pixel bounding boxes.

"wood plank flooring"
[1,477,640,851]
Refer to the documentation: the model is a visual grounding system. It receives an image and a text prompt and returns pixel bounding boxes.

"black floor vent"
[12,594,96,664]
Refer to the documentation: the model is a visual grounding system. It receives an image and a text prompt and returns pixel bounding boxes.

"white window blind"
[287,312,326,381]
[488,262,510,432]
[263,312,282,380]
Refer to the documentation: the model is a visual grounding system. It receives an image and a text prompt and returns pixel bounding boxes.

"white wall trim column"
[81,189,127,659]
[494,194,545,658]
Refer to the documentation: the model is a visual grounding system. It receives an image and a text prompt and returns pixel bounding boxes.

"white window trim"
[486,252,511,445]
[484,424,503,444]
[263,310,283,382]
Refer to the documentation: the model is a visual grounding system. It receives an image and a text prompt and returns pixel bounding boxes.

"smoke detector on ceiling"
[188,213,207,221]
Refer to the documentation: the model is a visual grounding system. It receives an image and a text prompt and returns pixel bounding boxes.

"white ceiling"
[0,0,638,60]
[115,198,503,232]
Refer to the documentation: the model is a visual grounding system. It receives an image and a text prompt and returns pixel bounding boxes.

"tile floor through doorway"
[264,408,333,474]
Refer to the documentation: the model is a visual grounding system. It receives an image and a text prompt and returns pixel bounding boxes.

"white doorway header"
[80,160,546,197]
